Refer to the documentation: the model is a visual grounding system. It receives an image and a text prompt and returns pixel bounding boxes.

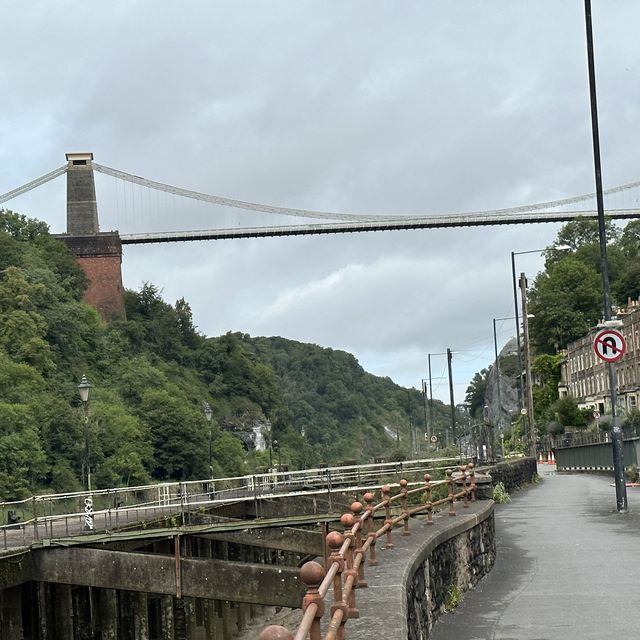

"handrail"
[259,464,476,640]
[0,456,467,550]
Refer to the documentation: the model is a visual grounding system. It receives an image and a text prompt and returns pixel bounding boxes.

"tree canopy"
[0,208,455,499]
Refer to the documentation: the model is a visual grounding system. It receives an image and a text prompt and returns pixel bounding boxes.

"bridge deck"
[432,471,640,640]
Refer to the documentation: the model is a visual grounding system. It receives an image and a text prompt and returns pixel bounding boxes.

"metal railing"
[258,464,477,640]
[0,456,465,551]
[552,424,640,449]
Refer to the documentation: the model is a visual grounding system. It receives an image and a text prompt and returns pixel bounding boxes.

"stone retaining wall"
[405,503,495,639]
[479,456,537,493]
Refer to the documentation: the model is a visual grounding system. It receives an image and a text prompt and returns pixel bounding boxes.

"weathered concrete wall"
[406,504,495,639]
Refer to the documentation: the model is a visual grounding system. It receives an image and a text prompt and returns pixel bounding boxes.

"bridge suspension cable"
[94,161,640,224]
[0,165,68,205]
[93,163,373,222]
[3,163,640,232]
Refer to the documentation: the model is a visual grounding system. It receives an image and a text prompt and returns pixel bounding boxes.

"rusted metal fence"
[259,464,477,640]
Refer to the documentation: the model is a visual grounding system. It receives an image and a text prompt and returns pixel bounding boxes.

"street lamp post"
[203,402,213,479]
[78,374,94,531]
[273,439,281,471]
[519,274,537,457]
[510,246,570,457]
[493,315,522,458]
[584,0,627,513]
[510,246,571,412]
[78,375,93,491]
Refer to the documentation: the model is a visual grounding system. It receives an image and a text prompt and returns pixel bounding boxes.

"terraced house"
[559,300,640,416]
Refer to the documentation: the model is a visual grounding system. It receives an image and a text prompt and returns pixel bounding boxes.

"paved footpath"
[432,469,640,640]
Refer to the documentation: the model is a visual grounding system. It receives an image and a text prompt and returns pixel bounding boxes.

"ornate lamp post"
[78,375,93,491]
[203,402,213,479]
[78,374,94,531]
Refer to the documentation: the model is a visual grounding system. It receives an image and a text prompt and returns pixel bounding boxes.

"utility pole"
[447,348,457,441]
[584,0,626,512]
[428,355,434,438]
[421,379,430,451]
[407,389,417,456]
[492,318,504,459]
[519,274,536,457]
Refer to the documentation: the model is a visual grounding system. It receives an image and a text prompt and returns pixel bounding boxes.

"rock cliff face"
[483,337,520,433]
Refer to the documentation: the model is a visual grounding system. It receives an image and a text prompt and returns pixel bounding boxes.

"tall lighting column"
[78,375,94,532]
[492,317,510,458]
[78,375,93,491]
[510,245,571,413]
[519,275,537,458]
[584,0,627,511]
[203,402,213,480]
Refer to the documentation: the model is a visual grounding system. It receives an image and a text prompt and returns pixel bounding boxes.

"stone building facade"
[559,302,640,416]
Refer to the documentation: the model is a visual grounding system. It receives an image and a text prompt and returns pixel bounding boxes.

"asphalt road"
[431,469,640,640]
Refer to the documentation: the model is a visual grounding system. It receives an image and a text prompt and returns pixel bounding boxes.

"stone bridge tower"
[58,152,125,321]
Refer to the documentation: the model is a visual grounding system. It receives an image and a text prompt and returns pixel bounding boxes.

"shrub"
[492,482,511,504]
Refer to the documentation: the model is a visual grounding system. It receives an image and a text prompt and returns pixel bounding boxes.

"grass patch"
[444,583,463,611]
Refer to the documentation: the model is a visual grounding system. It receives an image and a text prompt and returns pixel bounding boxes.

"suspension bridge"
[2,153,640,244]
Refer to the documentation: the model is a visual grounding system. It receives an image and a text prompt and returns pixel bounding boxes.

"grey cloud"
[2,1,639,400]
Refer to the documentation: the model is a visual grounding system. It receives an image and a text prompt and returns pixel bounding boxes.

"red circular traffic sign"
[593,328,626,363]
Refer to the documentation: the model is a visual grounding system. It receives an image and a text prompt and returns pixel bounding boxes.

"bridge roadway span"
[430,471,640,640]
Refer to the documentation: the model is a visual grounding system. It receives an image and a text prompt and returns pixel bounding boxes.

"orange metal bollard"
[461,465,470,509]
[300,562,326,640]
[400,479,411,536]
[423,473,433,525]
[446,469,456,516]
[363,492,378,566]
[381,484,394,549]
[258,625,293,640]
[350,501,367,588]
[340,512,359,618]
[468,463,476,501]
[326,531,347,640]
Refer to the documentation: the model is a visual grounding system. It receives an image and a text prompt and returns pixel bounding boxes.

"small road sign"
[593,328,626,363]
[430,435,438,443]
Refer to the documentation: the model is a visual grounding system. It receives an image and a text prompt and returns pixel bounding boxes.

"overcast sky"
[2,1,640,402]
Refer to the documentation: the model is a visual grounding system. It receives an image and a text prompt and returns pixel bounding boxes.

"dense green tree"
[553,219,619,251]
[548,396,590,429]
[139,388,208,480]
[532,354,564,422]
[465,369,488,419]
[0,206,461,497]
[0,402,47,499]
[617,220,640,258]
[529,257,602,353]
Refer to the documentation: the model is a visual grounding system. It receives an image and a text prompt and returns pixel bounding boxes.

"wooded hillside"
[0,208,452,500]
